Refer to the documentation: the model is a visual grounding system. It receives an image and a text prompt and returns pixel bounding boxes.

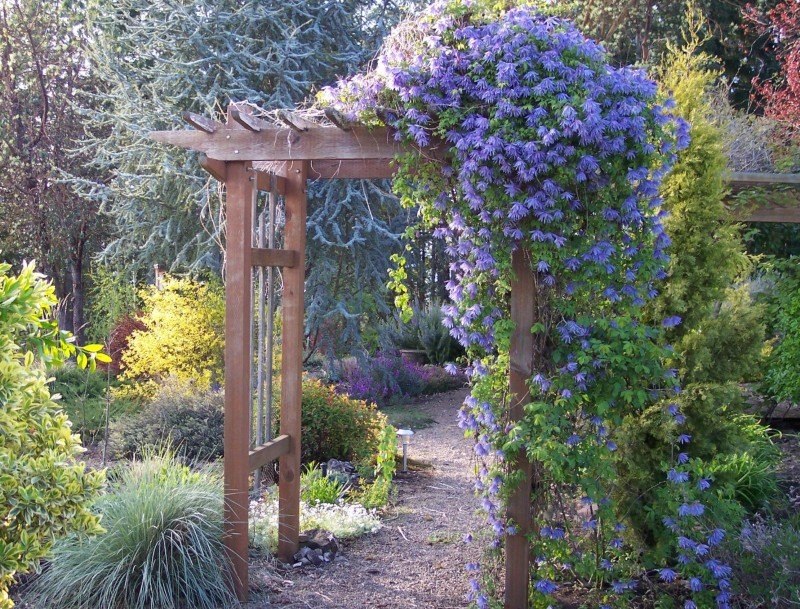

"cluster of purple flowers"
[324,1,726,607]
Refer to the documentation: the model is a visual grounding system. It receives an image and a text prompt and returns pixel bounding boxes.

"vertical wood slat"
[277,161,308,562]
[223,160,254,602]
[506,247,536,609]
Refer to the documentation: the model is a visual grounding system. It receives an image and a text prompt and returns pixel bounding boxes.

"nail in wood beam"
[183,111,219,133]
[277,160,308,563]
[223,160,253,602]
[505,248,536,609]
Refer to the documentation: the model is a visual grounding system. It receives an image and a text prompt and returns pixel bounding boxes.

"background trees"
[0,0,106,341]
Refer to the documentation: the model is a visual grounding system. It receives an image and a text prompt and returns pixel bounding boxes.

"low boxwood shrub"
[110,379,224,461]
[28,452,235,609]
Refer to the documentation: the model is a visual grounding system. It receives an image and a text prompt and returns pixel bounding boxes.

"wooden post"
[223,160,254,602]
[506,247,536,609]
[277,160,308,562]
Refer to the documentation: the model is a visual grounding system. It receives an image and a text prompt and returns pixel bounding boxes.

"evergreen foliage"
[81,0,416,353]
[118,276,225,399]
[0,263,104,609]
[616,29,773,563]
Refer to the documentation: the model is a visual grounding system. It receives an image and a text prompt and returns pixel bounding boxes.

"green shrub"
[111,378,386,467]
[118,276,224,400]
[763,259,800,402]
[85,264,140,343]
[300,463,346,505]
[110,379,224,461]
[615,384,780,558]
[299,379,387,465]
[378,305,465,365]
[49,366,136,444]
[416,305,464,365]
[357,425,397,509]
[0,262,104,609]
[28,452,235,609]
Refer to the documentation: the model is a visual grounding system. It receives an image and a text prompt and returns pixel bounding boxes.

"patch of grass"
[380,404,436,430]
[27,452,235,609]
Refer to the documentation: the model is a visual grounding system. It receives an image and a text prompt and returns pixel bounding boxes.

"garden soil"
[250,388,486,609]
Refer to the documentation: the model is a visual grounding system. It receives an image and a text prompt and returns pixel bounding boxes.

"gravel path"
[252,388,484,609]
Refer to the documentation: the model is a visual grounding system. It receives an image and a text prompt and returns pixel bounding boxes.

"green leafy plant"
[117,276,224,400]
[763,258,800,402]
[0,262,105,609]
[416,305,464,365]
[299,379,387,466]
[28,451,236,609]
[49,366,136,444]
[357,425,397,509]
[110,379,224,461]
[85,264,140,343]
[301,462,346,505]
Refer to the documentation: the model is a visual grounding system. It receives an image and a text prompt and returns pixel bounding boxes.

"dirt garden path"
[252,388,485,609]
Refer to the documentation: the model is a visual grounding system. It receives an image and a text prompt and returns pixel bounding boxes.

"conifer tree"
[82,0,412,350]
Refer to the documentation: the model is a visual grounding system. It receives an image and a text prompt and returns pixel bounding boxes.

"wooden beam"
[248,434,291,472]
[277,110,316,132]
[727,171,800,187]
[150,125,404,161]
[251,248,299,268]
[737,205,800,223]
[254,171,287,194]
[230,109,269,133]
[199,154,226,182]
[277,160,308,563]
[260,158,396,180]
[505,248,537,609]
[222,161,254,602]
[323,107,353,131]
[183,111,220,133]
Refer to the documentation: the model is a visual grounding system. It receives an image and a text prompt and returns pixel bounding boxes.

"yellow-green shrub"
[118,276,224,399]
[0,262,104,609]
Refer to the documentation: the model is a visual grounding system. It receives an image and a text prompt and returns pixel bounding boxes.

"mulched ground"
[248,388,486,609]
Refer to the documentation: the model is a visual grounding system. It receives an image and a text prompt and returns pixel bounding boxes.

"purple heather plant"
[322,1,727,606]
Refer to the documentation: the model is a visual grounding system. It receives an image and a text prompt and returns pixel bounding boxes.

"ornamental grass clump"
[28,452,235,609]
[318,1,745,606]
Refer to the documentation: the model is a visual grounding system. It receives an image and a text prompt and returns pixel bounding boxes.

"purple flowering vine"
[322,1,727,606]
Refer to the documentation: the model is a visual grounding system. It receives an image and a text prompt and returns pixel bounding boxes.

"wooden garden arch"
[150,102,800,609]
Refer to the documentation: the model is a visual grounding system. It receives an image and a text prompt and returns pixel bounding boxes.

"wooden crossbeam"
[248,434,291,472]
[251,248,299,268]
[150,125,403,161]
[323,107,353,131]
[277,110,315,132]
[260,158,397,180]
[727,171,800,187]
[183,112,220,133]
[737,205,800,223]
[230,109,269,133]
